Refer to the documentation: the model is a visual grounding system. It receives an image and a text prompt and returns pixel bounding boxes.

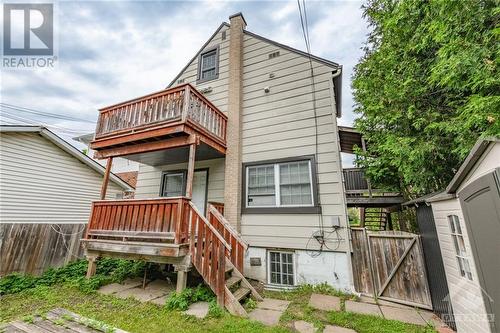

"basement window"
[198,47,219,83]
[268,251,295,286]
[448,215,473,280]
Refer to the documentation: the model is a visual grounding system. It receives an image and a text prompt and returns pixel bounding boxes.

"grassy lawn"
[0,284,437,333]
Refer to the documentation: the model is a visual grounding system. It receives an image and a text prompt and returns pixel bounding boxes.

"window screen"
[200,49,217,81]
[247,165,275,206]
[269,251,294,286]
[161,172,185,197]
[448,215,473,280]
[279,161,312,205]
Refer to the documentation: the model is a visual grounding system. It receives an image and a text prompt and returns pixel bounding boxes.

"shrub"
[165,285,215,311]
[0,259,146,296]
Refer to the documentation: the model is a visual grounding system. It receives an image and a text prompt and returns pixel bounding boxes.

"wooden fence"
[350,228,432,309]
[0,223,84,276]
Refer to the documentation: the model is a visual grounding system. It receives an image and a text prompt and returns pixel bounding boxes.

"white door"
[192,170,208,216]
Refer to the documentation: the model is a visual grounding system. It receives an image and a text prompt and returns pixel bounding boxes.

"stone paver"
[257,298,290,311]
[309,294,341,311]
[150,295,168,306]
[379,305,427,326]
[114,286,169,302]
[183,302,209,319]
[145,279,173,291]
[359,296,413,310]
[249,308,283,326]
[345,300,382,317]
[292,320,317,333]
[98,278,143,295]
[249,298,291,326]
[323,325,357,333]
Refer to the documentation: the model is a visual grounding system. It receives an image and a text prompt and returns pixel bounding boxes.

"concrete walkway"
[308,293,449,329]
[98,278,174,305]
[248,298,291,326]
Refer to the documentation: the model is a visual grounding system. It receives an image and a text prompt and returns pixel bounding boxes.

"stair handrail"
[188,201,231,250]
[207,204,248,249]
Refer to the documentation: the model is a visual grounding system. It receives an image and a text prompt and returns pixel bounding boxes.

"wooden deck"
[343,168,404,207]
[90,84,227,158]
[0,308,128,333]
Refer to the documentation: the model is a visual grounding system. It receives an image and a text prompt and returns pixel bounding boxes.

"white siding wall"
[240,34,348,252]
[459,142,500,193]
[172,25,230,113]
[0,132,124,224]
[431,199,492,333]
[134,158,225,202]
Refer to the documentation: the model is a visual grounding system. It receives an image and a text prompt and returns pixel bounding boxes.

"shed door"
[458,169,500,333]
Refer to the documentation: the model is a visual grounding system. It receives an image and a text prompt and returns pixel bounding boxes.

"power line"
[0,103,96,124]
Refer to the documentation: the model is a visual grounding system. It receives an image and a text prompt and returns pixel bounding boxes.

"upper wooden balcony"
[343,168,404,207]
[90,84,227,160]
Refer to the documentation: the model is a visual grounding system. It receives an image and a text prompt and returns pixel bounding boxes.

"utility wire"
[0,103,96,124]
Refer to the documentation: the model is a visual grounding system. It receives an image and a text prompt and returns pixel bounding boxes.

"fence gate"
[351,228,432,309]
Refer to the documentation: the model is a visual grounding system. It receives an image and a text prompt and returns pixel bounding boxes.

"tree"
[352,0,499,198]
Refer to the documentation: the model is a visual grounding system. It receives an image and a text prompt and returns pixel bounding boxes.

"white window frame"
[197,46,219,83]
[245,160,314,208]
[267,250,296,287]
[448,215,473,281]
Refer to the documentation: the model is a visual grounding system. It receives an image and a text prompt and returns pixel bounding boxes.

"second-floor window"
[448,215,473,280]
[198,47,218,82]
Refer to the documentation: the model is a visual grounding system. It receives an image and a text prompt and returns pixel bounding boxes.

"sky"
[1,0,370,162]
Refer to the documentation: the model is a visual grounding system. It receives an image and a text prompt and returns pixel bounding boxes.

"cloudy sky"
[1,0,370,152]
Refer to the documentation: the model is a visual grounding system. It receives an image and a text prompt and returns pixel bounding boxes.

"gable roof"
[0,125,132,191]
[445,137,500,193]
[167,21,341,88]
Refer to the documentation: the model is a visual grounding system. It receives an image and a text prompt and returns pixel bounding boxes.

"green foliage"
[207,300,224,318]
[244,298,258,311]
[165,285,215,311]
[352,0,499,197]
[0,259,146,296]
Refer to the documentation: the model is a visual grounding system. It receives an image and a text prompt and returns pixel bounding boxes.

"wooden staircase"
[363,207,389,230]
[187,202,262,316]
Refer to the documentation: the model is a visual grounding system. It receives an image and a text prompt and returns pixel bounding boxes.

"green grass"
[0,283,438,333]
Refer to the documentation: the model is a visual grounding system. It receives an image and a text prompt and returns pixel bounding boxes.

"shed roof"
[0,125,132,191]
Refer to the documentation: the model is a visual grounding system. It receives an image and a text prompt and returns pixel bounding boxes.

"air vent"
[177,78,185,84]
[268,51,280,59]
[222,31,226,40]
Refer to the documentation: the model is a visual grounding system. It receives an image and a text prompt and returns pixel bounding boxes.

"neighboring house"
[80,13,352,315]
[73,133,139,188]
[420,138,499,333]
[0,126,132,275]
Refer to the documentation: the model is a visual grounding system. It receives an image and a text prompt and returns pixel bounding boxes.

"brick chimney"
[224,13,246,231]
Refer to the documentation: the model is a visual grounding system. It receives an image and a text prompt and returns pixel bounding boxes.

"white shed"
[0,126,132,275]
[427,138,500,333]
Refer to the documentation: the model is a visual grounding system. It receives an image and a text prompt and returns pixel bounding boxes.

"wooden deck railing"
[207,204,246,273]
[188,202,230,306]
[94,83,227,144]
[85,197,190,244]
[343,168,370,193]
[207,201,224,216]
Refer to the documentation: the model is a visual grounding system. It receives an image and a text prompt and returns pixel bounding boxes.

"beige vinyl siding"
[240,34,348,251]
[134,158,225,203]
[0,132,124,224]
[431,199,491,333]
[171,26,230,114]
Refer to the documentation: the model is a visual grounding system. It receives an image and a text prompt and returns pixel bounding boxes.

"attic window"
[198,47,219,83]
[268,51,280,59]
[222,31,226,40]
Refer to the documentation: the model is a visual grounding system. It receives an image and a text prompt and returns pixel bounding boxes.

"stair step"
[233,287,251,302]
[226,276,242,289]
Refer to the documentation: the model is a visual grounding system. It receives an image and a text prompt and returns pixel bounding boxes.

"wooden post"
[185,143,196,198]
[100,157,113,200]
[86,256,98,278]
[176,270,188,293]
[360,207,366,227]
